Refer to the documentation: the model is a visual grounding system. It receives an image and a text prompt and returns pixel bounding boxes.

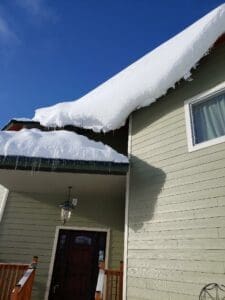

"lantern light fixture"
[59,186,78,224]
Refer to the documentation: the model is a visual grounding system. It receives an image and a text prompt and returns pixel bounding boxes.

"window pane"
[74,235,92,245]
[192,92,225,144]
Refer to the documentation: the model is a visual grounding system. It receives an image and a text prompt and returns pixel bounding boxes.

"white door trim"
[0,187,8,223]
[45,226,110,300]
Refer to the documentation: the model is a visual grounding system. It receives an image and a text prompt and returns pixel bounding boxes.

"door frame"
[45,226,110,300]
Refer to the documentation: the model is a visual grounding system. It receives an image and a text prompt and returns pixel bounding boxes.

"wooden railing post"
[119,261,123,300]
[0,263,28,300]
[10,256,38,300]
[96,261,123,300]
[10,285,21,300]
[95,291,102,300]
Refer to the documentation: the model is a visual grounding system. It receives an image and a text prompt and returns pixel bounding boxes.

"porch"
[0,162,127,299]
[0,257,123,300]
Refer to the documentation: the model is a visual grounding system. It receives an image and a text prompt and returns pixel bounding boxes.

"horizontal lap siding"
[0,191,125,300]
[127,44,225,299]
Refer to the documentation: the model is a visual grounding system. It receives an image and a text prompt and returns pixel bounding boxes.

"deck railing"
[95,261,123,300]
[0,263,28,300]
[0,256,38,300]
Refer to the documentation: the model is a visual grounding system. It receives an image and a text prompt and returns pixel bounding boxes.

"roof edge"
[2,119,38,130]
[0,155,129,175]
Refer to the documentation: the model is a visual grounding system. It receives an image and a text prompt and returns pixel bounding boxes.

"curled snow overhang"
[2,118,129,155]
[0,129,129,174]
[34,4,225,132]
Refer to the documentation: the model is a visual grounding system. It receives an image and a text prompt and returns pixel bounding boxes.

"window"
[185,83,225,151]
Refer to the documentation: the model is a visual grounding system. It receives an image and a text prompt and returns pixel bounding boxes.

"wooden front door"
[49,229,107,300]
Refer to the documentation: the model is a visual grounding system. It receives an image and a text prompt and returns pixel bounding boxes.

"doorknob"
[53,284,60,294]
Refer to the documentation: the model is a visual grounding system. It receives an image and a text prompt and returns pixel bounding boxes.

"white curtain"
[192,93,225,144]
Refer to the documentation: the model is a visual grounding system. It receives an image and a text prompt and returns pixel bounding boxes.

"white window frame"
[185,81,225,152]
[0,187,8,222]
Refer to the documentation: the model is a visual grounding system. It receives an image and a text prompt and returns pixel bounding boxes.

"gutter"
[0,155,129,175]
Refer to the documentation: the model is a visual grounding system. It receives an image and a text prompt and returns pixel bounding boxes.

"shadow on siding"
[129,155,166,231]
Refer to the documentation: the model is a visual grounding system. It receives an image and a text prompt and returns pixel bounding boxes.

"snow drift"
[33,4,225,132]
[0,129,128,163]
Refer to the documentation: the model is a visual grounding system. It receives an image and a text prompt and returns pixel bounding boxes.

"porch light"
[59,186,78,224]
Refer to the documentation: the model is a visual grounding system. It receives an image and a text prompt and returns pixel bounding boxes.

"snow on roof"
[0,129,128,163]
[33,4,225,132]
[11,118,34,122]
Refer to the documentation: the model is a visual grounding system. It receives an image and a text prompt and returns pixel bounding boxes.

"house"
[125,36,225,300]
[1,4,225,300]
[0,122,129,299]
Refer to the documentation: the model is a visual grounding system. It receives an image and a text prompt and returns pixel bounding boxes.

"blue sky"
[0,0,224,128]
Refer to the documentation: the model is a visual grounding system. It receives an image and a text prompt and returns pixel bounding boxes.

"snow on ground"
[0,129,128,163]
[34,4,225,132]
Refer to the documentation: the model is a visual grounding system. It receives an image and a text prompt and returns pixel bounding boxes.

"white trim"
[45,226,110,300]
[123,115,132,300]
[184,81,225,152]
[0,187,8,223]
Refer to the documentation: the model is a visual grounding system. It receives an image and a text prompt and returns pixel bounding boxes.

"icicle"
[15,156,19,170]
[37,158,41,172]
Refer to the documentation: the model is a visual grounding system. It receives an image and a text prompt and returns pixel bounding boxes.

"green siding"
[128,43,225,299]
[0,189,125,299]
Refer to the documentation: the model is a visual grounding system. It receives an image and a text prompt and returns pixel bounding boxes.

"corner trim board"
[123,115,132,300]
[0,187,8,223]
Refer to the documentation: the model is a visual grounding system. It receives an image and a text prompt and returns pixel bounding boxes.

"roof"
[2,118,43,131]
[33,4,225,132]
[0,129,129,174]
[1,118,129,158]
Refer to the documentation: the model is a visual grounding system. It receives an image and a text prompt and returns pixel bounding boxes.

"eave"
[0,155,129,175]
[2,119,43,131]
